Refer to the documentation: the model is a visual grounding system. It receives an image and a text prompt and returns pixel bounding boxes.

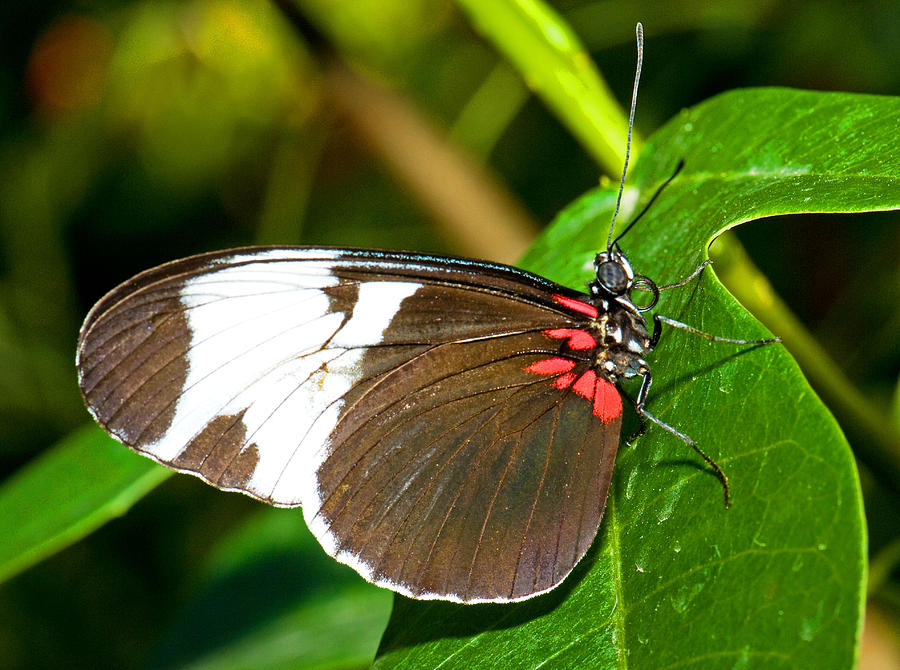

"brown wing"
[313,331,620,603]
[77,246,621,603]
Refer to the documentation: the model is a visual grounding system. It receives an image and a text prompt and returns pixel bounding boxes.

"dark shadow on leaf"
[147,545,365,670]
[376,535,603,655]
[649,343,775,397]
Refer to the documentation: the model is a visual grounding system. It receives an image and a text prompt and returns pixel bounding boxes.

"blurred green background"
[0,0,898,668]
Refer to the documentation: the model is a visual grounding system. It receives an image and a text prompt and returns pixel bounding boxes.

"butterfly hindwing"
[77,246,622,602]
[315,337,619,601]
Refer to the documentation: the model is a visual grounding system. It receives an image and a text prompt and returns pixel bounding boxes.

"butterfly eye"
[596,260,629,295]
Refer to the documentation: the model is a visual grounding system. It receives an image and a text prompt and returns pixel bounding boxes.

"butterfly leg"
[656,314,780,346]
[617,387,648,444]
[657,259,712,291]
[625,414,648,445]
[633,258,708,297]
[634,370,731,508]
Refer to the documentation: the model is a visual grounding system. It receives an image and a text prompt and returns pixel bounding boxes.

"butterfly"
[75,23,777,604]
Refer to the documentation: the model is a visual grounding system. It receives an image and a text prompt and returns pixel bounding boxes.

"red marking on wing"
[527,358,622,424]
[553,372,577,389]
[571,370,597,400]
[593,378,622,424]
[526,357,575,376]
[552,294,599,318]
[544,328,596,350]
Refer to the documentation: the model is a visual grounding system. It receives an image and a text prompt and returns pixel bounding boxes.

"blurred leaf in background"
[0,0,897,668]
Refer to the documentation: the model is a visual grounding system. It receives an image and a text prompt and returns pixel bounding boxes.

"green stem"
[452,0,635,176]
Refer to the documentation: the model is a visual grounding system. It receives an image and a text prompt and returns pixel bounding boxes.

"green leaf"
[375,88,893,668]
[0,424,170,583]
[452,0,632,175]
[147,508,392,670]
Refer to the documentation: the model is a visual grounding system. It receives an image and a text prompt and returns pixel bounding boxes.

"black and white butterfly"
[75,24,777,604]
[78,245,649,603]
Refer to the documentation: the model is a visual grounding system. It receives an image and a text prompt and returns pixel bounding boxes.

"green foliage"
[0,1,897,668]
[374,87,890,669]
[453,0,632,174]
[146,508,392,670]
[0,425,169,583]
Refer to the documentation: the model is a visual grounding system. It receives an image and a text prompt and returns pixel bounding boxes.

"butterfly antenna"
[606,22,644,252]
[612,159,685,247]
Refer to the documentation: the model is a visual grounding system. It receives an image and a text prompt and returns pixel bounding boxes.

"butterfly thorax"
[586,297,651,383]
[586,249,654,383]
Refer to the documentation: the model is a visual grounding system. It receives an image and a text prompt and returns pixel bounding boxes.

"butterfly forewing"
[77,247,621,602]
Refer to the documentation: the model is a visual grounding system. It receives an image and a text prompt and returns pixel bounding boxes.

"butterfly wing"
[77,247,622,602]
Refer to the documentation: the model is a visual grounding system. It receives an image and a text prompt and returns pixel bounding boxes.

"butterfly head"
[591,247,659,313]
